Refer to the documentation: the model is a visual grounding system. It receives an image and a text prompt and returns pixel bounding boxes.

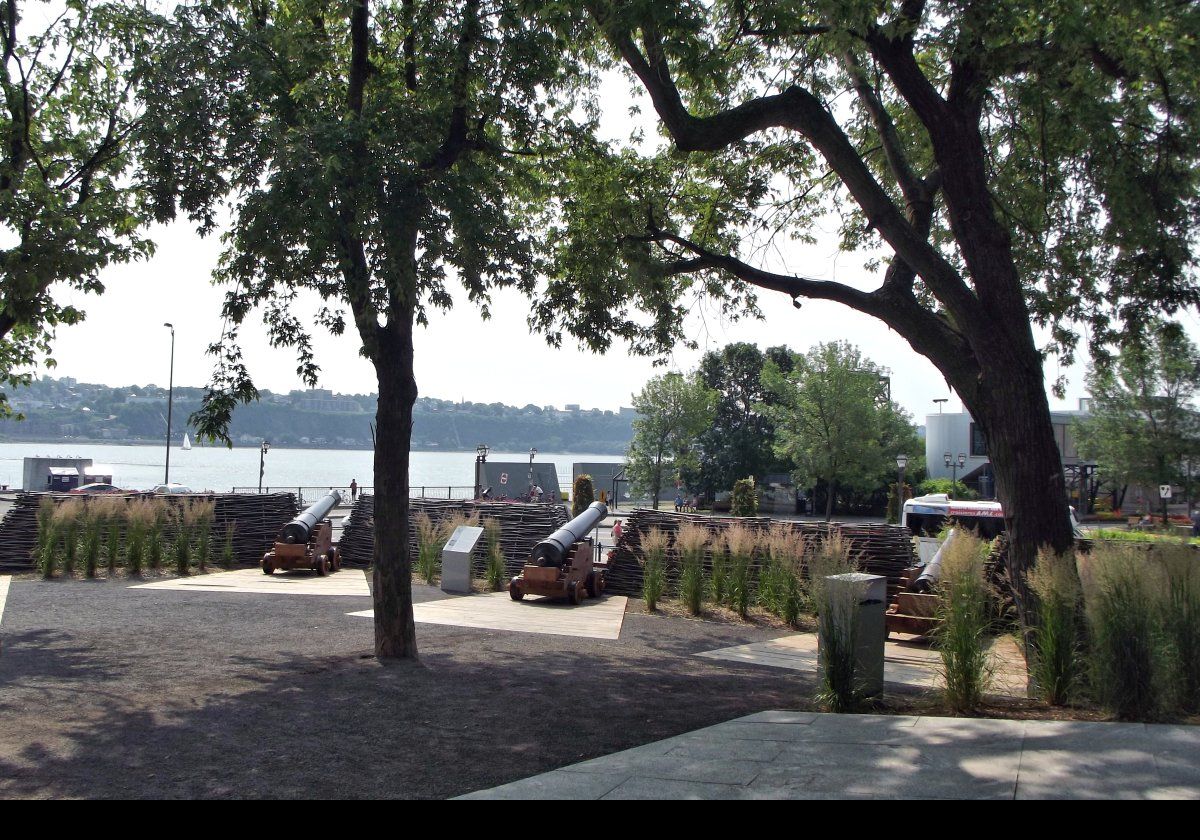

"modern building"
[924,400,1090,498]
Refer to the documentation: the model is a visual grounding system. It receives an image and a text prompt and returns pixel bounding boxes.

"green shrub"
[676,522,707,616]
[731,476,758,517]
[1026,547,1082,706]
[918,477,978,500]
[640,527,668,612]
[1079,543,1162,720]
[571,474,595,518]
[484,517,506,591]
[935,531,992,712]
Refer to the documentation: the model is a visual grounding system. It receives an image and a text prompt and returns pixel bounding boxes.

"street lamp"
[528,447,538,498]
[163,323,175,484]
[895,454,908,523]
[944,451,965,497]
[475,443,490,499]
[258,441,270,493]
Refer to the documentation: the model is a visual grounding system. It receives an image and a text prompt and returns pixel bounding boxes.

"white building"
[924,400,1090,498]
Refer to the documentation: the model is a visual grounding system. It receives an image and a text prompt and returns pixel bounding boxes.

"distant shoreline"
[0,436,628,457]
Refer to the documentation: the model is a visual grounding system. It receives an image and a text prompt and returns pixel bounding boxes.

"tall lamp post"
[474,443,490,499]
[895,454,908,523]
[258,441,270,492]
[163,323,175,484]
[528,447,537,499]
[944,451,966,497]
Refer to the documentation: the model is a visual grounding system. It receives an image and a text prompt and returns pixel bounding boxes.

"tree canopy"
[0,1,153,416]
[627,370,715,507]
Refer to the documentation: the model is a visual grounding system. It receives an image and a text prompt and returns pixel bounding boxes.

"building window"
[970,423,988,457]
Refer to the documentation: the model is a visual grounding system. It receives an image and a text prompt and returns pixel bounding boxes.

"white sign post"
[1160,484,1174,500]
[441,525,484,594]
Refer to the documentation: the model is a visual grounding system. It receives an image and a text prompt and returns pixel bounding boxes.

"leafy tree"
[138,0,581,658]
[1075,322,1200,519]
[538,1,1200,626]
[571,473,595,517]
[689,342,792,496]
[762,341,916,520]
[0,1,153,416]
[627,371,715,508]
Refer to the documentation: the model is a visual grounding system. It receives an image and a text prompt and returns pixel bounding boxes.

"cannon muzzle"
[279,490,342,544]
[530,501,607,567]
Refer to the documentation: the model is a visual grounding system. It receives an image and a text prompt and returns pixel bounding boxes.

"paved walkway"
[460,711,1200,799]
[132,567,371,597]
[349,592,628,640]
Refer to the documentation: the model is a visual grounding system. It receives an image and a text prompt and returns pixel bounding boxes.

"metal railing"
[231,485,484,506]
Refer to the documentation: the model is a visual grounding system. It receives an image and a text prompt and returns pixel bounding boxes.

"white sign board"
[441,525,484,594]
[1160,484,1174,500]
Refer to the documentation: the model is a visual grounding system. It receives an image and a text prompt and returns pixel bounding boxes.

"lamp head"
[943,451,952,468]
[896,454,908,470]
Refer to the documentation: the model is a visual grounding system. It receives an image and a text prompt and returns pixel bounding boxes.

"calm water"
[0,442,625,493]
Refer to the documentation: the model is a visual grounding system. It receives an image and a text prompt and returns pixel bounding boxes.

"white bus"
[901,493,1081,562]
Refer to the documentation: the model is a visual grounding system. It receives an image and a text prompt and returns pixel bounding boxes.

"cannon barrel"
[530,501,608,567]
[912,528,955,594]
[278,490,342,544]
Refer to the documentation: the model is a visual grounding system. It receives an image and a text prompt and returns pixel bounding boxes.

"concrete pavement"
[460,711,1200,800]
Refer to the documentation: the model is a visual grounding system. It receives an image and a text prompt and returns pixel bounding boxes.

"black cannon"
[262,490,343,576]
[511,501,609,604]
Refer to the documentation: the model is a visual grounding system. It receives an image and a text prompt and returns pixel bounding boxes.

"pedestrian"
[1191,509,1200,538]
[350,478,358,501]
[612,519,623,542]
[675,492,683,512]
[690,494,698,513]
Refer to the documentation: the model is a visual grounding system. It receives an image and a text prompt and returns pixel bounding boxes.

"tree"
[139,0,580,658]
[690,342,792,496]
[537,1,1200,626]
[627,371,715,508]
[762,341,912,520]
[0,1,153,416]
[1075,322,1200,519]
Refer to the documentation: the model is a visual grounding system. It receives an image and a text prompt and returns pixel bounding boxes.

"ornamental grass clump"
[172,506,192,576]
[724,524,755,619]
[34,496,55,560]
[81,502,104,579]
[935,530,993,713]
[415,512,443,584]
[676,521,708,616]
[1026,547,1083,706]
[125,498,157,576]
[710,536,729,605]
[483,518,506,591]
[1157,543,1200,713]
[1079,543,1162,720]
[639,526,668,612]
[808,532,859,617]
[187,499,216,573]
[816,573,865,712]
[221,522,237,569]
[57,499,82,578]
[147,500,167,571]
[765,524,807,627]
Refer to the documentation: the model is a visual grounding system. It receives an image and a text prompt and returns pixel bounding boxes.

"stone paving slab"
[131,567,371,597]
[348,592,628,640]
[459,712,1200,800]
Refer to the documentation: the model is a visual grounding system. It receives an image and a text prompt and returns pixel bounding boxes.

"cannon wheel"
[508,578,524,601]
[261,554,275,575]
[567,581,583,605]
[328,548,340,572]
[585,571,601,598]
[315,555,329,577]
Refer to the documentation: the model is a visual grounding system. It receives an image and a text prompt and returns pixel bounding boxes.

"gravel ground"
[0,573,816,799]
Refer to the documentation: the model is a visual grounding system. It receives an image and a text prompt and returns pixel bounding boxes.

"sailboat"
[181,433,192,451]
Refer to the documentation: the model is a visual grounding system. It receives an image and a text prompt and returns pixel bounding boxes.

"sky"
[33,67,1102,426]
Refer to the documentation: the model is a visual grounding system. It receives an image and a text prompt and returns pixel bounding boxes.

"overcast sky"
[34,68,1111,425]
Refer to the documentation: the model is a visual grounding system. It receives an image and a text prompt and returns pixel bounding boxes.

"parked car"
[68,483,127,494]
[150,483,193,494]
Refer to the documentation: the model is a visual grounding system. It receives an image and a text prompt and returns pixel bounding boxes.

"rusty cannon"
[262,490,343,576]
[509,501,608,605]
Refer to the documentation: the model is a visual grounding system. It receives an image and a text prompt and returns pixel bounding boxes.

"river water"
[0,442,625,495]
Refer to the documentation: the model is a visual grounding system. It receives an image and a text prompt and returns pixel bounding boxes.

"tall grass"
[1155,542,1200,714]
[1079,543,1161,720]
[808,532,859,617]
[640,527,668,612]
[81,502,103,578]
[172,506,192,576]
[483,518,506,591]
[415,512,443,584]
[709,535,729,605]
[1026,547,1082,706]
[676,521,708,616]
[57,499,82,578]
[761,524,807,626]
[148,501,166,571]
[125,498,157,576]
[35,496,55,559]
[935,530,992,713]
[186,499,215,573]
[816,575,864,712]
[221,522,236,569]
[724,524,755,619]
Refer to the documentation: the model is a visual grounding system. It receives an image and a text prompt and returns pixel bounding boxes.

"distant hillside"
[0,376,636,454]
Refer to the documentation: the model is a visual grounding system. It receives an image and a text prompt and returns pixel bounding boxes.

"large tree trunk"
[371,324,420,659]
[965,351,1075,630]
